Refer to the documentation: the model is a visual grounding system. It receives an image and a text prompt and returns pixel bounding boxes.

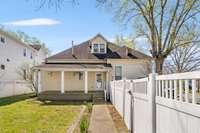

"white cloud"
[4,18,61,26]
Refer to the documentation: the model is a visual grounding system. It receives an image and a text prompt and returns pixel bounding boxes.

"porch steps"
[92,92,105,103]
[38,91,105,102]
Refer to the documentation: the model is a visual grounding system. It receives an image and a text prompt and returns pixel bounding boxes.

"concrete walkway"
[88,104,118,133]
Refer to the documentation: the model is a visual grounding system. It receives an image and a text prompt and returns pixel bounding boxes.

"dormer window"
[93,44,99,53]
[100,44,105,53]
[92,43,106,53]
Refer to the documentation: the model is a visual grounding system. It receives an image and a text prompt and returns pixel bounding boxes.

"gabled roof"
[30,44,42,51]
[0,30,37,52]
[47,34,151,61]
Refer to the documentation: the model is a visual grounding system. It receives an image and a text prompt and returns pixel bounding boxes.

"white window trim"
[91,43,106,54]
[114,65,123,80]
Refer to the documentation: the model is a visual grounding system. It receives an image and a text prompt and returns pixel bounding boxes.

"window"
[23,49,26,57]
[115,66,122,80]
[100,44,105,53]
[78,72,83,80]
[1,64,5,70]
[75,72,83,80]
[92,43,106,53]
[93,44,99,53]
[0,36,5,44]
[30,53,33,59]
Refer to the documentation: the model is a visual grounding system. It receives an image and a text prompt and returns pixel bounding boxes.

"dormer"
[90,34,107,54]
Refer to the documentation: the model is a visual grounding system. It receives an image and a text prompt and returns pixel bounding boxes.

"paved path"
[89,104,118,133]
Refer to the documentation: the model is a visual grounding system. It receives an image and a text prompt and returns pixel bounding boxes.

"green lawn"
[0,94,83,133]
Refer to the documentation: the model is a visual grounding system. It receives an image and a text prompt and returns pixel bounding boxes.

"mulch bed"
[107,104,129,133]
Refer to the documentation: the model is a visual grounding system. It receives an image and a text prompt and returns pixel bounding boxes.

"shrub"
[79,116,89,133]
[86,103,93,113]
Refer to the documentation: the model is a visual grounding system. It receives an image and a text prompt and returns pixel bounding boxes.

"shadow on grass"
[0,93,37,106]
[39,100,87,106]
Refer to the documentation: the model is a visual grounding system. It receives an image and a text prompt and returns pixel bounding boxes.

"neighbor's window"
[115,66,122,80]
[30,53,33,59]
[0,36,5,44]
[1,64,5,70]
[100,44,105,53]
[23,49,26,57]
[93,44,99,53]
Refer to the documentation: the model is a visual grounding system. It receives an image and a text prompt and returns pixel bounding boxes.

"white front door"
[95,73,103,90]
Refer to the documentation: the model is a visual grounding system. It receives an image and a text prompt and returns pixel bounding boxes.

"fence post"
[113,81,116,106]
[123,79,126,120]
[148,73,156,133]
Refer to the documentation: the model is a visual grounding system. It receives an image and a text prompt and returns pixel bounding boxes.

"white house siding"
[35,48,47,65]
[0,32,46,98]
[107,59,150,80]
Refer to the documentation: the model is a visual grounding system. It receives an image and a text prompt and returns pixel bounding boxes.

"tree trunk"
[155,58,164,74]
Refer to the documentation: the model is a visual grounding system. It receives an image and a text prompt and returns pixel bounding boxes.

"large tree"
[97,0,200,74]
[35,0,200,73]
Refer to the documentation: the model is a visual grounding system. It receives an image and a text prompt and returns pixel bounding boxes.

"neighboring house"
[0,30,47,97]
[33,34,151,101]
[30,44,48,65]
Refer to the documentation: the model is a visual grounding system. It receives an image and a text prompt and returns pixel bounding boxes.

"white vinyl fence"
[110,71,200,133]
[0,80,34,98]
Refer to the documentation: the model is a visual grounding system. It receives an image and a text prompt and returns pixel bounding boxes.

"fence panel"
[156,71,200,133]
[0,80,34,98]
[110,71,200,133]
[114,80,124,117]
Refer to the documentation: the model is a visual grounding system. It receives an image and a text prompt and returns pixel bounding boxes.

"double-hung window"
[93,44,99,53]
[100,44,105,53]
[115,66,122,80]
[92,44,106,53]
[23,49,26,57]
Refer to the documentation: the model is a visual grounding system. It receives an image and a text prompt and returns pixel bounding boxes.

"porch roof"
[33,63,112,71]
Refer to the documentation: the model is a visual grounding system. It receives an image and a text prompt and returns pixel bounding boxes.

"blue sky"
[0,0,132,54]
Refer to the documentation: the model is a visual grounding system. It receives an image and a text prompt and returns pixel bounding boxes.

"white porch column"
[38,71,41,93]
[105,71,110,101]
[84,71,88,94]
[106,71,109,90]
[61,71,65,94]
[33,71,36,87]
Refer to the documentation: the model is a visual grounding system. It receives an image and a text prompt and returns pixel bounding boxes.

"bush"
[86,103,93,113]
[79,116,89,133]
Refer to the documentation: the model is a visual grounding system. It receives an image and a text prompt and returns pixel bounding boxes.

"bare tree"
[16,62,32,81]
[97,0,200,74]
[115,34,135,49]
[164,43,200,73]
[33,0,200,74]
[32,0,78,9]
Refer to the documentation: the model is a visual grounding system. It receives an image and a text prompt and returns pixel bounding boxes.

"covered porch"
[33,64,111,101]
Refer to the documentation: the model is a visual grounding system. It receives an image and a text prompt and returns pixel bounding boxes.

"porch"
[38,90,105,102]
[33,64,111,101]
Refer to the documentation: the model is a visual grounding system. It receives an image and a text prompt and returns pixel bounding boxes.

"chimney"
[72,40,74,56]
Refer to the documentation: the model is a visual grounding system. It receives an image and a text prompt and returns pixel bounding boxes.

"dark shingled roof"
[47,36,151,61]
[34,63,112,69]
[30,44,42,51]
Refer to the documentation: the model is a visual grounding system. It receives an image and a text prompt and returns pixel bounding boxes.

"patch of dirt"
[107,104,129,133]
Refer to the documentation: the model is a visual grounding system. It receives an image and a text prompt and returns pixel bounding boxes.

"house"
[0,30,47,97]
[33,34,151,101]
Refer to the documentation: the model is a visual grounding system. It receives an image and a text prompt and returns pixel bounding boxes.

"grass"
[0,94,82,133]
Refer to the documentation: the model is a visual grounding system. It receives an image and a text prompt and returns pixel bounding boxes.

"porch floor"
[38,90,105,102]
